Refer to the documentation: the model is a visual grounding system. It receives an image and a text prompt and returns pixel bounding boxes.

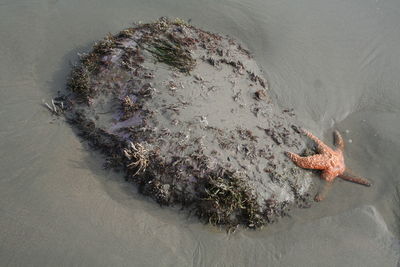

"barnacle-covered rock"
[63,18,315,229]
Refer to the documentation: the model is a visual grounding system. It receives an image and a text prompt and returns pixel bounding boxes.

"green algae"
[145,38,195,73]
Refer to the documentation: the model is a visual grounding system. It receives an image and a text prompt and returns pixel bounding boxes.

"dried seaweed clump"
[196,170,265,229]
[66,66,92,101]
[67,34,121,101]
[124,142,150,176]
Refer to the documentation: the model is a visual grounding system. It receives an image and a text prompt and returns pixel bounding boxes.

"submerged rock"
[61,18,315,228]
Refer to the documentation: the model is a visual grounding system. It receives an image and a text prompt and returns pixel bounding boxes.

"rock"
[63,18,314,228]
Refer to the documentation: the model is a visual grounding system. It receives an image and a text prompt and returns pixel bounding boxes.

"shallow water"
[1,0,399,266]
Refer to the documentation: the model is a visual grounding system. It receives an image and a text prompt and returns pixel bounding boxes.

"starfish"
[286,129,371,202]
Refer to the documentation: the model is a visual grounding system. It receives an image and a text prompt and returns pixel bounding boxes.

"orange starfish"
[286,129,371,201]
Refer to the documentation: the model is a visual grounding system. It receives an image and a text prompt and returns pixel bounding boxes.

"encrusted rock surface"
[60,18,315,228]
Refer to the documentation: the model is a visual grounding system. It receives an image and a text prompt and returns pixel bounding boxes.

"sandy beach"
[0,0,399,266]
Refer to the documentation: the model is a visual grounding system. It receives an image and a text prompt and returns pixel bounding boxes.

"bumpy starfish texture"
[286,129,371,201]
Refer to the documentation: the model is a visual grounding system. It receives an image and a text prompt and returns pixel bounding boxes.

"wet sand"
[0,0,399,266]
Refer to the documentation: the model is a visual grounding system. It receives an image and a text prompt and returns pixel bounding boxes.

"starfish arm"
[286,152,328,170]
[333,130,344,151]
[339,173,371,187]
[302,129,331,154]
[314,181,334,202]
